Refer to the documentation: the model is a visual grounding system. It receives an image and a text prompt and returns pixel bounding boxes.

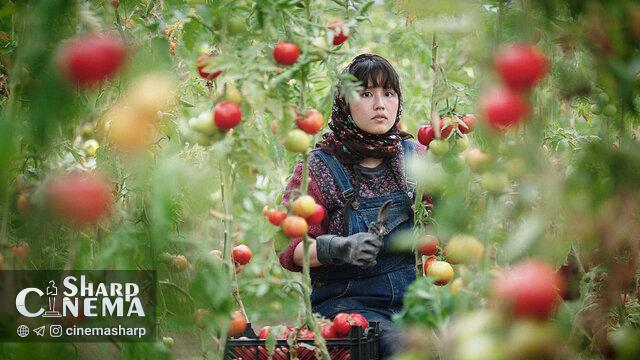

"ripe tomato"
[426,260,454,286]
[213,101,242,130]
[258,326,270,339]
[57,33,126,88]
[45,172,113,227]
[170,255,189,272]
[284,129,311,153]
[227,311,247,337]
[196,54,221,80]
[321,323,337,339]
[291,195,317,218]
[417,235,439,256]
[480,86,530,130]
[11,243,30,261]
[273,42,300,65]
[306,204,326,225]
[494,44,548,91]
[268,209,288,226]
[296,109,324,135]
[327,19,349,45]
[439,117,456,138]
[492,259,565,319]
[417,125,435,147]
[232,244,252,265]
[422,255,437,276]
[333,313,368,338]
[458,114,476,134]
[350,313,369,329]
[281,216,308,238]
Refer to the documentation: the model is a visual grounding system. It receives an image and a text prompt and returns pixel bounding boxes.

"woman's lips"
[372,115,388,122]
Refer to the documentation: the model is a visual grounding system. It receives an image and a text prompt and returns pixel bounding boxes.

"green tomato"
[228,18,246,34]
[481,172,509,193]
[595,92,609,104]
[429,139,450,157]
[590,104,602,115]
[603,104,617,116]
[442,155,466,174]
[452,135,470,153]
[284,129,310,153]
[505,158,526,179]
[609,327,640,360]
[189,111,217,135]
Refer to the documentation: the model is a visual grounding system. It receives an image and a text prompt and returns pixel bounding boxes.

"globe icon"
[16,325,29,338]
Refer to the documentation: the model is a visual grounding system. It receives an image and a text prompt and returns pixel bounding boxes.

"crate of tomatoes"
[225,313,379,360]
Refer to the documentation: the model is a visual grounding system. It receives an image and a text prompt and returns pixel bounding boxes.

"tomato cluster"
[262,195,326,239]
[480,43,549,131]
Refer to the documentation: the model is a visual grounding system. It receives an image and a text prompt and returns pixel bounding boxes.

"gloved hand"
[316,232,383,268]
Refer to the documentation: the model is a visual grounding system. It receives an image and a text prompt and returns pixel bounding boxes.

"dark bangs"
[347,54,401,96]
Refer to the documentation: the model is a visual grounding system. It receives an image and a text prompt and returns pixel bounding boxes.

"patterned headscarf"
[316,54,413,164]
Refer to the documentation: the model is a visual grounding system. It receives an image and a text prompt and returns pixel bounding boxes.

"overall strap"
[311,150,359,235]
[401,139,418,191]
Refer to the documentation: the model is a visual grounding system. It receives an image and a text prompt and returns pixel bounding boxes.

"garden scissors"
[368,200,392,237]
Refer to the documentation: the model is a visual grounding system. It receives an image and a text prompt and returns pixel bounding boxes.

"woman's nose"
[373,93,385,110]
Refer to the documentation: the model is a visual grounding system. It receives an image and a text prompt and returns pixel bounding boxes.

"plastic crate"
[224,322,379,360]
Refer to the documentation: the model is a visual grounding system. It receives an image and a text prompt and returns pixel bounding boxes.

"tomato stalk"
[429,34,442,139]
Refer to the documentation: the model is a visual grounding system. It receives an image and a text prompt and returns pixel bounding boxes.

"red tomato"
[10,243,30,262]
[494,43,548,91]
[196,54,221,80]
[57,33,126,88]
[258,326,270,339]
[417,125,435,147]
[458,114,476,134]
[332,313,368,338]
[273,42,300,65]
[479,86,530,130]
[327,19,349,45]
[440,117,455,138]
[492,259,566,319]
[306,204,326,226]
[350,313,369,329]
[422,255,437,276]
[281,216,308,238]
[268,210,288,226]
[232,245,252,265]
[227,311,247,337]
[417,235,439,256]
[45,172,113,227]
[332,313,352,338]
[321,323,337,339]
[296,109,324,135]
[213,101,242,130]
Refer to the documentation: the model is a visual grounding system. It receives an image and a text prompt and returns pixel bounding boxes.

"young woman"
[279,54,428,359]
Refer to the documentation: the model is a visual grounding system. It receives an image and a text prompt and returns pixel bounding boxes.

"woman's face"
[347,83,399,135]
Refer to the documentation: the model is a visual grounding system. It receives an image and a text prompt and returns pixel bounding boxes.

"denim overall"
[309,140,418,359]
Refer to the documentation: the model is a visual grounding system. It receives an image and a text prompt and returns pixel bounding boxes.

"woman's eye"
[385,91,396,97]
[361,91,372,97]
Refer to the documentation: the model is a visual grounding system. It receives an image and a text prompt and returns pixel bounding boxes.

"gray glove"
[316,232,383,267]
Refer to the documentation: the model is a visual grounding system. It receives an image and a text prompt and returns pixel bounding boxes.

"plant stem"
[430,34,441,138]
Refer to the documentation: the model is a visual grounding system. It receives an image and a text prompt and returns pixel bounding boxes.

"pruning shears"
[368,200,392,237]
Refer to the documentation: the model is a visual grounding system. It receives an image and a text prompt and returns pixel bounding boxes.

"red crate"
[225,322,379,360]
